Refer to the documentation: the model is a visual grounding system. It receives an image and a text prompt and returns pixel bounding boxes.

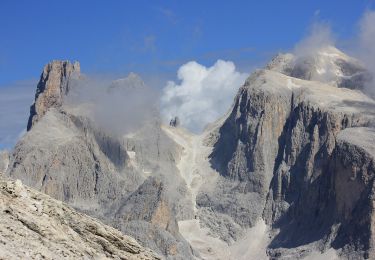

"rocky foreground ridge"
[3,46,375,259]
[0,175,159,259]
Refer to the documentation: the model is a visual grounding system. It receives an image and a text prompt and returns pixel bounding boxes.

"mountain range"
[1,46,375,259]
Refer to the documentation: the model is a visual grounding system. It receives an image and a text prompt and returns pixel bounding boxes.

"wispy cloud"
[64,74,160,137]
[143,35,157,52]
[0,79,36,149]
[158,7,178,24]
[293,20,335,57]
[357,10,375,95]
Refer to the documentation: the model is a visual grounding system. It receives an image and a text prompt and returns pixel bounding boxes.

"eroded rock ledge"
[0,176,160,260]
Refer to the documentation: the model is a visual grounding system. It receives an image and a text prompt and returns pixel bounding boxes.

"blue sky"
[0,0,373,86]
[0,0,374,149]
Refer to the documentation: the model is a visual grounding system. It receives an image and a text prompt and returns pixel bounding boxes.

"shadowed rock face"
[0,177,160,259]
[114,177,196,259]
[6,46,375,259]
[27,60,80,131]
[330,128,375,257]
[7,62,195,259]
[202,49,375,258]
[116,177,179,235]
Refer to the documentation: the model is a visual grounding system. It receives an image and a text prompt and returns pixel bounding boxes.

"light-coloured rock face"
[0,151,9,174]
[114,177,196,259]
[203,68,374,228]
[116,177,178,234]
[332,128,375,258]
[8,63,195,259]
[9,110,195,259]
[200,48,375,259]
[0,177,159,259]
[6,47,375,259]
[267,46,371,90]
[27,60,80,130]
[108,72,146,92]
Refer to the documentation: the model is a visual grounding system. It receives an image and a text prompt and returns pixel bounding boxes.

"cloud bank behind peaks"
[161,60,248,133]
[358,10,375,94]
[293,21,335,57]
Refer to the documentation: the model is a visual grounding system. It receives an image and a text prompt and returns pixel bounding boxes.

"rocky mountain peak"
[108,72,146,92]
[26,60,80,131]
[266,46,371,90]
[7,52,375,259]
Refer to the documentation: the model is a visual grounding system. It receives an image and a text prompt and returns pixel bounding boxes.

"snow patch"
[178,219,270,260]
[303,248,339,260]
[126,151,136,159]
[287,79,301,90]
[163,125,271,259]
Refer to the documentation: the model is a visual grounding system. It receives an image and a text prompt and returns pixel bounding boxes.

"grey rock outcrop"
[199,47,375,258]
[27,60,80,131]
[0,177,159,259]
[0,150,9,174]
[108,72,146,93]
[267,46,372,90]
[169,117,180,128]
[7,61,195,259]
[6,47,375,259]
[114,177,196,259]
[330,128,375,258]
[116,177,179,235]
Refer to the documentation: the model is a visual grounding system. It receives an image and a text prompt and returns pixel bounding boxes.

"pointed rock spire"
[27,60,80,131]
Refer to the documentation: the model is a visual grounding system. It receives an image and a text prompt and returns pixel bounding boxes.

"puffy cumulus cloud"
[160,60,248,133]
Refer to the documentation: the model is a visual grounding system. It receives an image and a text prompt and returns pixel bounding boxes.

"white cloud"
[358,10,375,94]
[64,74,159,137]
[293,21,335,57]
[160,60,247,133]
[0,80,36,149]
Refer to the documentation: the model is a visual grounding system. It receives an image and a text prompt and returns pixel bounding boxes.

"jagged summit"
[5,51,375,259]
[266,46,371,90]
[27,60,80,131]
[108,72,146,92]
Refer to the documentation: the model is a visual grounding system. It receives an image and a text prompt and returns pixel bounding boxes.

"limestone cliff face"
[116,177,178,235]
[6,48,375,259]
[0,177,159,259]
[8,61,195,259]
[9,110,194,259]
[201,47,375,258]
[267,46,371,90]
[10,109,136,210]
[27,60,80,131]
[330,128,375,258]
[0,151,9,174]
[210,70,292,192]
[114,177,195,259]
